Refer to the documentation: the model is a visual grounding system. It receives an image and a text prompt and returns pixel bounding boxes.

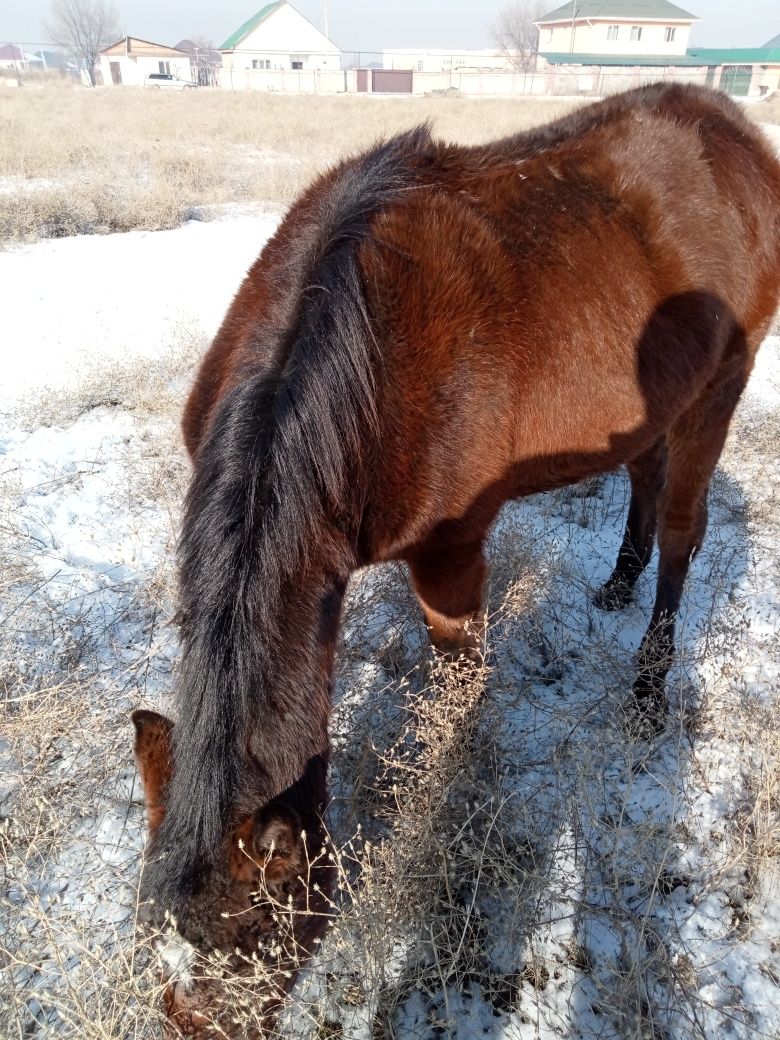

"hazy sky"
[3,0,778,52]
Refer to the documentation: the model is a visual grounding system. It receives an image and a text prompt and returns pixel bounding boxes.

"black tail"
[143,126,431,910]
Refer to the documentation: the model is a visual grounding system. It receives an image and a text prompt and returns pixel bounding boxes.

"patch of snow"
[0,213,280,406]
[759,123,780,153]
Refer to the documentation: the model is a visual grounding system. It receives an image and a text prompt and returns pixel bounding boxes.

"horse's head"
[131,709,333,1037]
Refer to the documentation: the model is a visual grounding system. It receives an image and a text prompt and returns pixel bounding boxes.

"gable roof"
[764,33,780,49]
[220,1,285,50]
[686,46,780,64]
[538,1,699,23]
[0,43,27,60]
[542,45,780,66]
[100,36,189,57]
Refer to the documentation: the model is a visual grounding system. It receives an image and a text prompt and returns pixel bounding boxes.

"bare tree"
[491,2,546,74]
[186,36,222,86]
[44,0,120,86]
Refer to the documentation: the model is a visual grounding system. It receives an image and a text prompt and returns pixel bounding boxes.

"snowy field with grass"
[1,92,780,1040]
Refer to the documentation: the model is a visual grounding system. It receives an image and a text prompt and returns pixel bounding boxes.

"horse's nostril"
[165,980,212,1036]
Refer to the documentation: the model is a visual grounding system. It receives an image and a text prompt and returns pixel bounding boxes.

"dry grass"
[0,87,583,242]
[3,85,778,245]
[3,84,777,245]
[12,324,209,431]
[751,92,780,123]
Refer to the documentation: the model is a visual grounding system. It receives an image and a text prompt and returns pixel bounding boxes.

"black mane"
[143,126,431,909]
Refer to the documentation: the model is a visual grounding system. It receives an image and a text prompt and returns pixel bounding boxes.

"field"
[1,85,780,1039]
[0,87,586,242]
[2,85,778,243]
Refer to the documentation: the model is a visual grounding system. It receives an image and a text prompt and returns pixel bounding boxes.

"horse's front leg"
[594,438,667,611]
[408,539,487,663]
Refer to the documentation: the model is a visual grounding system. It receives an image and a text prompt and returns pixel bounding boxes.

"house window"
[630,26,643,42]
[547,28,553,42]
[158,60,170,74]
[665,27,676,42]
[607,25,619,41]
[252,59,271,69]
[417,60,424,71]
[290,54,305,69]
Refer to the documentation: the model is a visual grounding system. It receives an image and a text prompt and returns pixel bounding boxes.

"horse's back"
[359,86,780,556]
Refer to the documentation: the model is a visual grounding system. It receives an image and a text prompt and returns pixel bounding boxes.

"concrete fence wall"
[217,66,349,93]
[216,63,732,97]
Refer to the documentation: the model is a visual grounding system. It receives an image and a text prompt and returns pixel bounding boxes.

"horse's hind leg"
[594,438,667,610]
[408,539,487,662]
[633,361,750,714]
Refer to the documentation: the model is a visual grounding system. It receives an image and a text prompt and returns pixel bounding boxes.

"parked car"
[144,73,196,90]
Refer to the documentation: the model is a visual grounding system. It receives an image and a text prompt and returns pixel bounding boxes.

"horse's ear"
[231,803,305,898]
[132,709,174,836]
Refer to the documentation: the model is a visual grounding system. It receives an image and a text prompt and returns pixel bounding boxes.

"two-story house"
[536,1,699,59]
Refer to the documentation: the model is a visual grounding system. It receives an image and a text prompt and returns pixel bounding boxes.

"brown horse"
[132,84,780,1035]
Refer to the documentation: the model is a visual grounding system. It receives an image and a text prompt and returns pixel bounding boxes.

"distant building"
[382,49,517,73]
[0,43,43,72]
[537,0,699,58]
[31,48,77,72]
[98,37,192,86]
[686,46,780,95]
[220,1,340,73]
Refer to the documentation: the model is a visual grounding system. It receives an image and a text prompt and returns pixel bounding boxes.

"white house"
[220,1,340,73]
[98,37,192,86]
[536,0,699,58]
[0,44,44,72]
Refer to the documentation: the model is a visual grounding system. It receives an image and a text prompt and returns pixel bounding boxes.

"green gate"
[720,65,753,95]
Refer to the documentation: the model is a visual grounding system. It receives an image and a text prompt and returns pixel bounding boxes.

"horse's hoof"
[447,649,486,685]
[625,676,667,735]
[593,579,634,612]
[433,641,485,669]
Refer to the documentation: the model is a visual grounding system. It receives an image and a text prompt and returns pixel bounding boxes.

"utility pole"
[323,1,329,41]
[570,0,577,53]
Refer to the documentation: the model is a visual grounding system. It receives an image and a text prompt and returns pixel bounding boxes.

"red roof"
[0,43,26,61]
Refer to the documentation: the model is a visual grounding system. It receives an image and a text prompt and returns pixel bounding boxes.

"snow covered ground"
[0,214,278,405]
[1,216,779,1039]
